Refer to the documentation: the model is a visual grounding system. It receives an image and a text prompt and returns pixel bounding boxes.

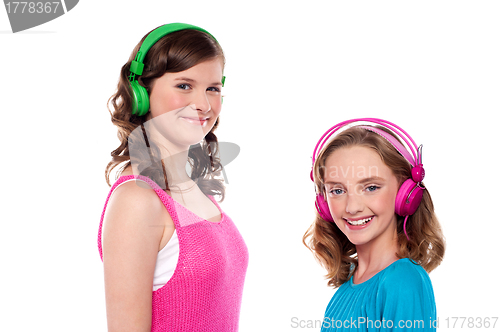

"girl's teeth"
[347,217,373,226]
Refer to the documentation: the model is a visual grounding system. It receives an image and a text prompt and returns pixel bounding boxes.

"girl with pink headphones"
[97,23,248,331]
[303,118,445,331]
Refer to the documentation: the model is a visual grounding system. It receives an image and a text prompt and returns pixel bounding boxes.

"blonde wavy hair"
[303,126,445,288]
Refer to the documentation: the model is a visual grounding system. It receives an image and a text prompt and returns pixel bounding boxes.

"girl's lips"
[343,216,375,230]
[180,117,209,125]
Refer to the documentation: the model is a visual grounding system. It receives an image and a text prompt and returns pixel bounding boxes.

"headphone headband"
[129,23,218,79]
[311,118,421,171]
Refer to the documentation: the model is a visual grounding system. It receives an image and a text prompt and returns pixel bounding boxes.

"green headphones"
[128,23,225,116]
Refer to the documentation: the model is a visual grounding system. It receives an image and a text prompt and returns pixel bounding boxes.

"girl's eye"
[365,185,380,192]
[176,83,191,90]
[207,87,221,93]
[329,188,345,196]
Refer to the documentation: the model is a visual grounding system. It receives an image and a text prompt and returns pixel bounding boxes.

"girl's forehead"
[325,146,381,165]
[323,146,393,181]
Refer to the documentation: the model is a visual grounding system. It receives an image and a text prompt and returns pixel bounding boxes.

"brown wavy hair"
[303,126,445,287]
[104,26,226,200]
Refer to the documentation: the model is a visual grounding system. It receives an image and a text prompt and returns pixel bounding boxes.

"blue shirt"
[321,258,436,331]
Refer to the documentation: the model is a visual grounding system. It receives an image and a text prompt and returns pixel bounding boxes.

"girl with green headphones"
[97,23,248,331]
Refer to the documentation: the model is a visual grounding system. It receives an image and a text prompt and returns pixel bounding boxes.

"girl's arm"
[102,181,169,332]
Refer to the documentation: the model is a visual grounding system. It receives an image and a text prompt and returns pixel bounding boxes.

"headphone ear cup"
[395,179,424,216]
[130,80,150,116]
[315,193,334,222]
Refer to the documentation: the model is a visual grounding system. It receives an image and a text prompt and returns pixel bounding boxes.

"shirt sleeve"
[377,263,436,331]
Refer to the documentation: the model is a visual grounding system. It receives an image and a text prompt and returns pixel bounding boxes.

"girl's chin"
[150,120,214,147]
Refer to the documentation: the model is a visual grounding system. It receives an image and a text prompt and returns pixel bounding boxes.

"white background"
[1,1,499,331]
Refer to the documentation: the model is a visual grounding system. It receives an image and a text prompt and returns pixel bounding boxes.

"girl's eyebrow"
[324,176,386,186]
[324,181,344,186]
[174,77,196,82]
[174,77,222,86]
[358,176,385,184]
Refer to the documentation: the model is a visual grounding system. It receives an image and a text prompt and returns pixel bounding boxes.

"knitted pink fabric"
[98,175,248,331]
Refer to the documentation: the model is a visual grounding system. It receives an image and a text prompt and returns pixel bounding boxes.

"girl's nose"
[345,192,363,215]
[193,91,211,113]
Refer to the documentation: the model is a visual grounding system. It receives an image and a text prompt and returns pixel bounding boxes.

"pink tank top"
[98,175,248,331]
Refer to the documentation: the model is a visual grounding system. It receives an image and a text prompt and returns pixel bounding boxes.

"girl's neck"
[140,119,196,186]
[161,148,192,185]
[353,230,399,284]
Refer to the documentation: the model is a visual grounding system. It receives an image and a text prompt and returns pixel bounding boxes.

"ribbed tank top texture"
[98,175,249,332]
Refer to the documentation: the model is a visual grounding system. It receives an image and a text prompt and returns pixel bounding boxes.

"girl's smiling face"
[146,58,224,149]
[323,145,400,249]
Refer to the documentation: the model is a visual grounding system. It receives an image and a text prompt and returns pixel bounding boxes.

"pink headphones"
[311,118,425,240]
